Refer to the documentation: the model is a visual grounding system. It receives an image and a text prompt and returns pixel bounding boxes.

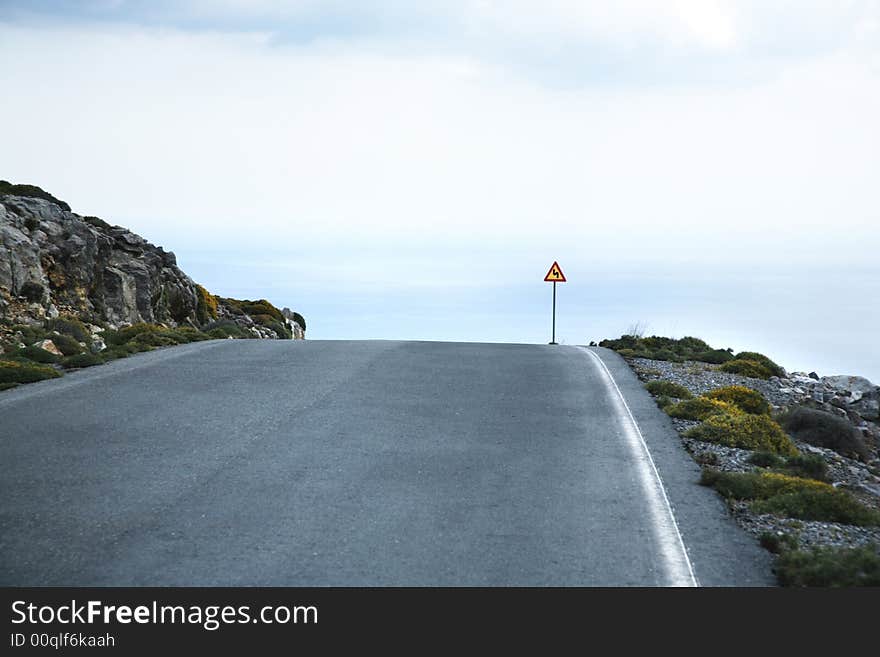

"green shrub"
[782,454,829,481]
[17,345,61,364]
[265,320,292,340]
[173,327,211,342]
[45,317,91,342]
[102,345,134,360]
[654,395,675,410]
[102,339,151,355]
[700,469,761,498]
[62,352,104,369]
[686,413,797,455]
[221,298,284,322]
[746,452,827,480]
[249,302,282,321]
[0,360,61,383]
[82,215,113,230]
[696,349,734,364]
[695,451,719,466]
[734,351,785,378]
[781,407,869,461]
[601,334,641,350]
[0,382,20,391]
[291,312,306,332]
[759,531,799,554]
[101,323,211,349]
[251,313,276,326]
[719,359,774,379]
[700,470,879,526]
[644,380,693,399]
[675,336,711,353]
[203,320,249,339]
[47,333,84,357]
[753,490,880,526]
[11,324,47,344]
[775,544,880,587]
[638,336,676,351]
[600,335,762,367]
[133,331,180,347]
[195,284,218,324]
[103,323,160,346]
[19,282,45,302]
[748,451,784,468]
[652,348,683,362]
[701,469,833,498]
[703,385,771,415]
[667,398,741,421]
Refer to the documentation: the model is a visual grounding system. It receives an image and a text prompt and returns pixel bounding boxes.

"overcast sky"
[1,2,878,372]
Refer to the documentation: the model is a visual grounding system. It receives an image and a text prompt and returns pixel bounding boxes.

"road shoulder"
[586,347,776,586]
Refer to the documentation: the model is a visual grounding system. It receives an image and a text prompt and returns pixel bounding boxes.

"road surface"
[0,340,772,586]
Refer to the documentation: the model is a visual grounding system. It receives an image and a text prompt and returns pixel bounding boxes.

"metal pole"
[551,281,557,344]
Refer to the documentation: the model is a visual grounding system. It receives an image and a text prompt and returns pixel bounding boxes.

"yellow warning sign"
[543,261,566,283]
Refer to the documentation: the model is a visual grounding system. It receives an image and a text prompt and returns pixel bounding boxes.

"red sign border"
[543,261,566,283]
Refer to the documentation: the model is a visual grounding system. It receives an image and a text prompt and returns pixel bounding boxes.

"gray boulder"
[821,375,876,402]
[851,397,880,422]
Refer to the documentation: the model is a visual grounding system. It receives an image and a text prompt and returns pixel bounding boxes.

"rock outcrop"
[0,184,304,339]
[281,307,306,340]
[1,194,200,327]
[782,373,880,424]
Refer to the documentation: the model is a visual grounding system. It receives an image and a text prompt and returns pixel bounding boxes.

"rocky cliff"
[0,181,304,340]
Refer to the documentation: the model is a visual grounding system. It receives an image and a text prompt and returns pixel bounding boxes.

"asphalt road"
[0,340,773,586]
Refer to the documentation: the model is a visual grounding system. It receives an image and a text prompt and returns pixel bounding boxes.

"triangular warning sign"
[544,261,566,282]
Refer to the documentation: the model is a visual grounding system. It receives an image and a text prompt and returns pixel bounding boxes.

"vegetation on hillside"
[667,397,742,421]
[686,413,798,455]
[217,297,292,339]
[780,406,870,462]
[601,334,785,379]
[195,284,219,325]
[700,469,880,526]
[644,380,693,399]
[629,335,880,586]
[0,360,61,385]
[599,335,731,363]
[703,385,772,415]
[0,319,216,392]
[290,311,306,332]
[0,291,300,391]
[747,452,829,482]
[774,544,880,587]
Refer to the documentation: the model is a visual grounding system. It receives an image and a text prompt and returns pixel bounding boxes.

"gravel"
[732,503,880,551]
[631,357,804,410]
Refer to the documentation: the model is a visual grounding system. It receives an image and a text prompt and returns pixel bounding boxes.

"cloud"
[0,7,876,273]
[3,2,875,57]
[459,0,737,50]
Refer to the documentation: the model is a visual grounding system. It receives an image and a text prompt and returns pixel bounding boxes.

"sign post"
[543,261,566,345]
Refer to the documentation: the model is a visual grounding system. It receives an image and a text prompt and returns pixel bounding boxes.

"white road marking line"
[581,347,699,587]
